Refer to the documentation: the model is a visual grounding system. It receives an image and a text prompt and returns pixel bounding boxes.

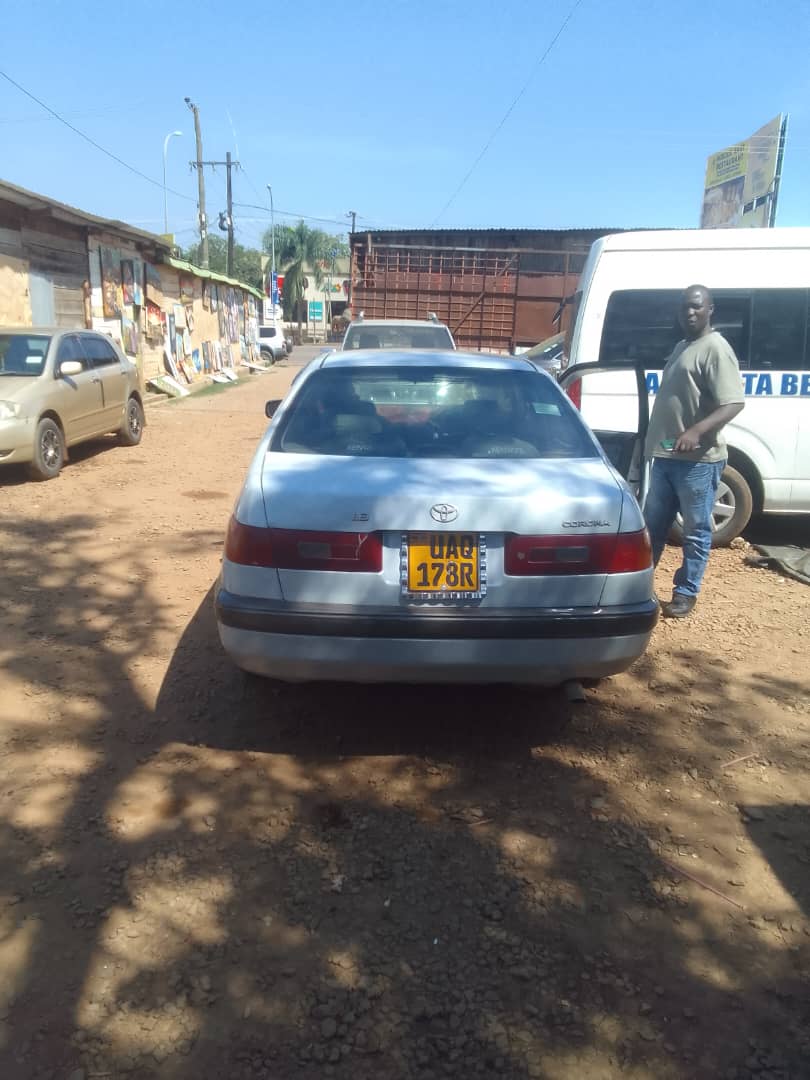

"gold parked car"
[0,328,145,481]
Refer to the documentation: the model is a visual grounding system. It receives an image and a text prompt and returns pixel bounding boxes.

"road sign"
[308,300,324,321]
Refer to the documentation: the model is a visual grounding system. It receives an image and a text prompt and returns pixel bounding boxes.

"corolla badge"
[562,519,611,528]
[430,503,459,523]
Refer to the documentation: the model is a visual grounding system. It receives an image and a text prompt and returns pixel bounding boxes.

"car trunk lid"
[261,452,627,608]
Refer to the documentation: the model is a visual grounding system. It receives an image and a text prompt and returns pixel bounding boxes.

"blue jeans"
[644,457,725,598]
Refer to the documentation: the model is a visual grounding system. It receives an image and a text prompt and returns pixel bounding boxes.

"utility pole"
[195,154,239,276]
[185,98,208,268]
[225,151,234,277]
[347,210,357,311]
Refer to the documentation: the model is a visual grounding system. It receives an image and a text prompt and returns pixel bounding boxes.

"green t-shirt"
[645,330,745,463]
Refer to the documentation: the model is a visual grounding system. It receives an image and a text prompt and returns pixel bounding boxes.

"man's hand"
[674,428,701,452]
[674,403,744,454]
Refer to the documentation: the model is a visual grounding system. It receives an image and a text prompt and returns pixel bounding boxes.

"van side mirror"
[59,360,83,377]
[265,399,282,419]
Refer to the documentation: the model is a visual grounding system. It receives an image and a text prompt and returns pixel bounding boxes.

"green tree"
[262,221,348,331]
[180,236,263,291]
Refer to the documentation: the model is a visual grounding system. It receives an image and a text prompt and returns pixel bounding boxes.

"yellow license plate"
[405,533,482,597]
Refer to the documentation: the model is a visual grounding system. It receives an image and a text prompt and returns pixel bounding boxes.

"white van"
[560,228,810,545]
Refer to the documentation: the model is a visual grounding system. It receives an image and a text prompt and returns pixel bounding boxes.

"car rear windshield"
[0,333,51,376]
[343,325,455,350]
[272,367,597,459]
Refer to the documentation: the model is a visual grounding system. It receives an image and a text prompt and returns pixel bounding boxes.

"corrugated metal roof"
[0,178,264,297]
[0,178,172,250]
[164,255,264,300]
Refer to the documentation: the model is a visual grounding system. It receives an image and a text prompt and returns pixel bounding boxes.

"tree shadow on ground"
[1,538,808,1080]
[744,805,810,921]
[743,513,810,547]
[0,435,130,487]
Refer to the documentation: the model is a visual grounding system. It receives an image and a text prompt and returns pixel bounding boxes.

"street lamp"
[162,130,183,235]
[266,184,277,323]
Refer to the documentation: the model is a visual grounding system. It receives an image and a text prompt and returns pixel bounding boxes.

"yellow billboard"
[700,115,787,228]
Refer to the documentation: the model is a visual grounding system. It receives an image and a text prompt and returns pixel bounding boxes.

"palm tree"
[265,221,329,338]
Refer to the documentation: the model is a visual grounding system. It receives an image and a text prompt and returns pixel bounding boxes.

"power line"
[231,156,355,230]
[231,200,351,228]
[0,69,393,236]
[0,68,196,203]
[432,0,585,224]
[236,162,268,209]
[0,102,150,124]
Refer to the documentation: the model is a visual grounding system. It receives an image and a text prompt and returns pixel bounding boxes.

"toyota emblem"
[430,503,459,523]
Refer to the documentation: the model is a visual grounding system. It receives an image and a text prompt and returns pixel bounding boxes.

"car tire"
[260,348,275,366]
[119,396,144,446]
[668,464,754,548]
[29,417,65,481]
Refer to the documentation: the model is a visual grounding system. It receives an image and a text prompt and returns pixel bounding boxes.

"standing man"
[644,285,745,618]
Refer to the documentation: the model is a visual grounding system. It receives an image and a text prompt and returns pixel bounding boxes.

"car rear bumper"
[215,589,658,684]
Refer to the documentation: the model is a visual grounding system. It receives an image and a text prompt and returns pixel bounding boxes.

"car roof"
[0,327,103,335]
[1,326,62,334]
[524,332,564,358]
[346,318,451,328]
[594,227,810,252]
[320,349,537,372]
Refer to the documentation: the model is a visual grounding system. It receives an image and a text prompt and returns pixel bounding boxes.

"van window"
[600,289,810,371]
[749,290,808,371]
[600,291,681,367]
[711,293,750,365]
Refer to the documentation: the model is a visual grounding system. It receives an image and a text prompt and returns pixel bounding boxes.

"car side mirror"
[265,399,282,419]
[59,360,83,377]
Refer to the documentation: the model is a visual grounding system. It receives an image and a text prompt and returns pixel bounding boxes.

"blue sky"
[2,0,809,250]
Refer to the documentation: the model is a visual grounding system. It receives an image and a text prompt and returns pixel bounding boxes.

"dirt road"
[1,353,808,1080]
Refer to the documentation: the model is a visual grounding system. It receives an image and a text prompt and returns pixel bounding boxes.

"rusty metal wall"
[350,241,590,352]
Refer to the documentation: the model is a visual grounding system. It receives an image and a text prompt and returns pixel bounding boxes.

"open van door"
[559,362,650,505]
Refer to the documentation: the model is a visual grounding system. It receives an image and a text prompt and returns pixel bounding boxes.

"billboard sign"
[700,115,787,229]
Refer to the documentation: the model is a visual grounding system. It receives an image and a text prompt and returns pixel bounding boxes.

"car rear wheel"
[119,396,144,446]
[668,464,753,548]
[260,348,275,366]
[29,417,65,481]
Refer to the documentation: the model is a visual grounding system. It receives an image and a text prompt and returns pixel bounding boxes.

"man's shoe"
[661,593,697,619]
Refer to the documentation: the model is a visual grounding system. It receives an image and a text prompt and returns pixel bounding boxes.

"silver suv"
[0,328,144,481]
[257,324,288,362]
[342,314,456,351]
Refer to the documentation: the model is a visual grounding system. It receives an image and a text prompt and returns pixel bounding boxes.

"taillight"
[225,517,382,571]
[566,377,582,410]
[225,518,274,566]
[504,529,652,575]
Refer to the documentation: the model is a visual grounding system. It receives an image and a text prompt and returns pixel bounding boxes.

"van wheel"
[119,396,144,446]
[29,418,65,481]
[668,464,754,548]
[260,348,275,366]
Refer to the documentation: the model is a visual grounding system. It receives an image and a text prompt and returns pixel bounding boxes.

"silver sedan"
[216,350,657,684]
